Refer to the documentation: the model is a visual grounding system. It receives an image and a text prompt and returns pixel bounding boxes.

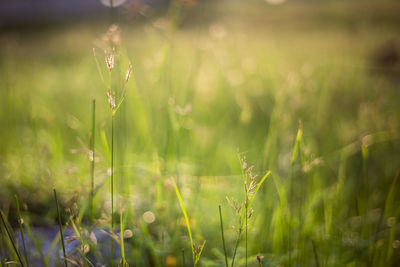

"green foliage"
[1,0,400,266]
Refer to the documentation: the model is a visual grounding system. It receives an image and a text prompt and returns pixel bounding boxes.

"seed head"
[125,63,132,82]
[105,50,115,71]
[107,91,116,110]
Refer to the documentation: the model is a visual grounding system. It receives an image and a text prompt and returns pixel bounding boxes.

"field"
[1,0,400,266]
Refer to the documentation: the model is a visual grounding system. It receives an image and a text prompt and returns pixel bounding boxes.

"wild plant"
[54,189,68,267]
[227,155,271,267]
[172,179,206,267]
[0,210,25,267]
[93,24,132,266]
[14,195,29,267]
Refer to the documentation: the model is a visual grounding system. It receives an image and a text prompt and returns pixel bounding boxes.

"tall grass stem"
[15,195,29,267]
[172,179,194,263]
[90,99,96,224]
[110,114,114,267]
[218,205,229,267]
[54,189,68,267]
[0,210,25,267]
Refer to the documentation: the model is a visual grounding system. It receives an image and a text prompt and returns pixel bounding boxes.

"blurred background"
[1,0,400,266]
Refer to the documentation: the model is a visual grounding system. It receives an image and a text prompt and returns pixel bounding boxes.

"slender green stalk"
[0,210,25,267]
[15,195,29,267]
[233,169,270,267]
[120,209,126,266]
[110,114,114,267]
[89,99,96,224]
[24,220,48,267]
[70,219,89,267]
[172,179,194,263]
[54,189,68,267]
[218,205,228,267]
[231,229,242,267]
[245,204,248,267]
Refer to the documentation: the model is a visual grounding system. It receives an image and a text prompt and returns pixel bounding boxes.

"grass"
[218,205,228,267]
[1,0,400,266]
[54,189,68,267]
[0,211,25,267]
[14,195,29,267]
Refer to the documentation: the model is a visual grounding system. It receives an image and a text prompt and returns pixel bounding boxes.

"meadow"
[1,0,400,266]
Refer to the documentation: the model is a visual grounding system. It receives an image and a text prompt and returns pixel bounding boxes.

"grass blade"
[172,179,194,263]
[0,210,25,267]
[110,114,115,267]
[230,228,242,267]
[54,189,68,267]
[240,171,271,229]
[89,99,96,224]
[14,195,29,267]
[219,205,229,267]
[69,219,89,267]
[24,219,49,267]
[120,208,126,266]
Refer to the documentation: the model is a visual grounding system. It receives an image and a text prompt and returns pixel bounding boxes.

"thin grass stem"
[0,210,25,267]
[89,99,96,224]
[218,205,228,267]
[69,219,89,267]
[231,229,242,267]
[120,208,126,266]
[54,189,68,267]
[24,219,48,267]
[172,179,194,263]
[110,114,114,267]
[15,195,29,267]
[245,205,248,267]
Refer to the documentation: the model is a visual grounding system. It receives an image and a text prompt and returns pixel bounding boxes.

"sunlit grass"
[0,0,400,266]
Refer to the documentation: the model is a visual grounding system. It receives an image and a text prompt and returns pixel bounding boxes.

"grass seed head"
[105,49,115,71]
[125,63,132,82]
[107,91,116,111]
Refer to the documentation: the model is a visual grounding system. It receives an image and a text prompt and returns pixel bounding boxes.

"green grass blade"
[240,171,271,229]
[14,195,29,267]
[291,124,303,165]
[110,114,114,267]
[90,99,96,224]
[24,219,49,267]
[218,205,229,267]
[172,179,194,263]
[230,228,242,267]
[120,209,126,266]
[54,189,68,267]
[0,210,25,267]
[100,128,111,163]
[194,240,206,267]
[70,219,89,267]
